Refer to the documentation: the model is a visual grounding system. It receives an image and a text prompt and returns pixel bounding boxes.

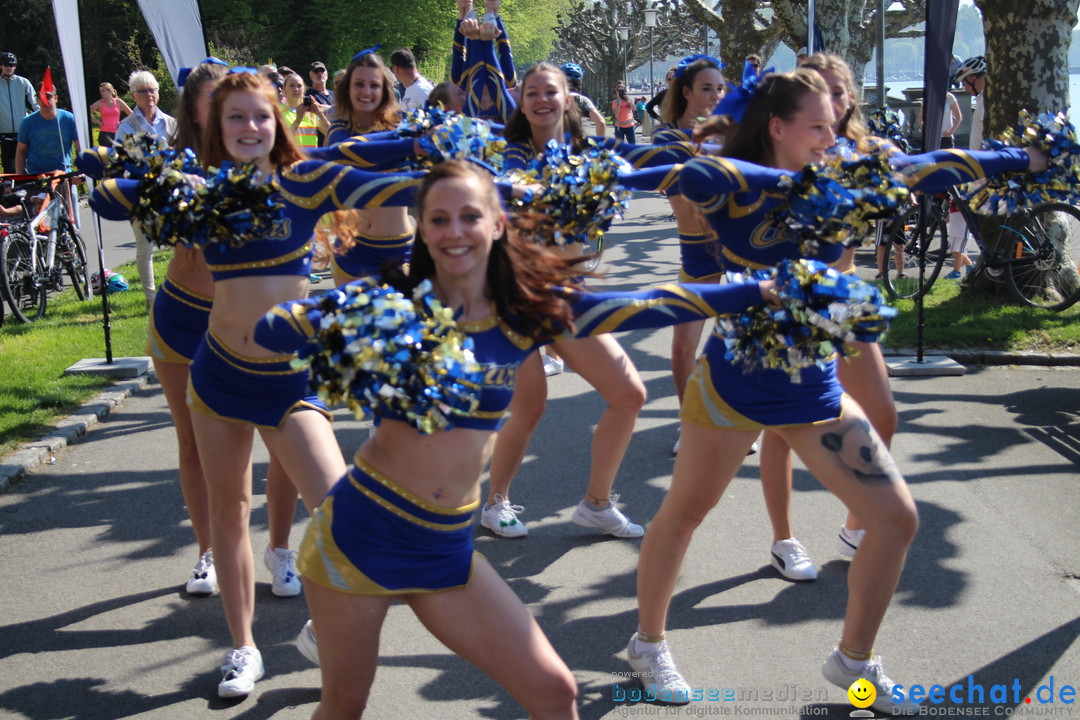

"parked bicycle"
[0,172,90,323]
[881,186,1080,311]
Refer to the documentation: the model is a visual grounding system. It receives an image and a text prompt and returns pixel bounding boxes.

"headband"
[712,59,774,122]
[352,44,383,63]
[177,57,228,87]
[673,54,724,79]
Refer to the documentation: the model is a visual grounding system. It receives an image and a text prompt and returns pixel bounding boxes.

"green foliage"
[501,0,572,68]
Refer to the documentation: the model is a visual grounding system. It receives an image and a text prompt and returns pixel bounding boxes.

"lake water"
[879,74,1080,115]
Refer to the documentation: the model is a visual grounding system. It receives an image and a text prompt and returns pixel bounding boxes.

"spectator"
[389,47,434,110]
[306,61,334,145]
[745,53,762,73]
[15,83,79,174]
[280,71,326,148]
[945,55,989,280]
[89,82,133,146]
[611,84,635,143]
[560,63,606,136]
[796,47,809,66]
[1,51,39,172]
[114,70,176,309]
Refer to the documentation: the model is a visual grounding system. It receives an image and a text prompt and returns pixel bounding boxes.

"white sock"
[838,653,869,674]
[633,635,663,655]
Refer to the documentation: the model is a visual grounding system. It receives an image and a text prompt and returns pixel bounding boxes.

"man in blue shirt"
[15,85,78,174]
[1,51,40,172]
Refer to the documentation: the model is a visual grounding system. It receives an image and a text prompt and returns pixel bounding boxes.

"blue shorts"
[681,335,845,430]
[330,231,414,281]
[187,329,330,429]
[146,278,212,363]
[678,231,726,283]
[298,455,480,595]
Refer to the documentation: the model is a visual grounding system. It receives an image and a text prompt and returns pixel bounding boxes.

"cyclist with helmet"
[945,56,988,280]
[561,62,607,136]
[954,55,986,148]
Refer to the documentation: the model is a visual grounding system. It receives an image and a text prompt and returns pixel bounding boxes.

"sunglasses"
[133,88,159,94]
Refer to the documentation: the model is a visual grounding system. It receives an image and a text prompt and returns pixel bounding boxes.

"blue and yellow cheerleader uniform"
[679,147,1034,430]
[256,280,769,593]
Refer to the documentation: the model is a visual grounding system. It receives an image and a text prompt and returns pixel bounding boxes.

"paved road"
[1,194,1078,719]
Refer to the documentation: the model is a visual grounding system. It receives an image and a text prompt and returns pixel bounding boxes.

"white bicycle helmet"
[954,56,987,83]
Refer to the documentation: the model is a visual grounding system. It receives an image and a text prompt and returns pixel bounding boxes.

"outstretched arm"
[892,147,1038,193]
[565,281,771,338]
[680,156,796,211]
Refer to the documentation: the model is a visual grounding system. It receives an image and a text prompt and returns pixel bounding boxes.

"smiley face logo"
[848,678,876,708]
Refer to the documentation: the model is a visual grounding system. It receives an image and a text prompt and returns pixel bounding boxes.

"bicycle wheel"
[882,203,947,300]
[1005,202,1080,311]
[0,229,47,323]
[582,234,605,273]
[58,219,90,300]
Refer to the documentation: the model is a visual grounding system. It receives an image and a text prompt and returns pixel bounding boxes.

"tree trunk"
[973,0,1079,137]
[966,0,1079,298]
[684,0,785,72]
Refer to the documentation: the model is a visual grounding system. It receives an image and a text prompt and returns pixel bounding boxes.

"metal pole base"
[885,355,966,377]
[64,357,152,378]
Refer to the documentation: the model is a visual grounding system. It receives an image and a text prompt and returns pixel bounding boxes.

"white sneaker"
[625,634,692,704]
[571,494,644,538]
[837,525,866,559]
[542,353,564,376]
[770,538,818,581]
[672,431,680,455]
[822,649,920,715]
[185,549,217,596]
[264,546,302,597]
[296,619,320,666]
[480,494,528,538]
[747,440,759,455]
[218,646,264,698]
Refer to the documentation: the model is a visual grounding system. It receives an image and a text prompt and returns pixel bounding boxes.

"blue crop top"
[84,159,425,281]
[255,280,765,431]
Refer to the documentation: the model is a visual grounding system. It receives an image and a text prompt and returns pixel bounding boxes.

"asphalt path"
[1,193,1078,719]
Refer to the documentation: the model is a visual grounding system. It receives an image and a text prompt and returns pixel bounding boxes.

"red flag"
[39,67,54,107]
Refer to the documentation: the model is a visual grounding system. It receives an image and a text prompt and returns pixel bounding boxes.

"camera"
[302,97,312,108]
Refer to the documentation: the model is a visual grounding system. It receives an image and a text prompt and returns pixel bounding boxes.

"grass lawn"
[881,277,1080,352]
[0,253,169,458]
[1,254,1077,459]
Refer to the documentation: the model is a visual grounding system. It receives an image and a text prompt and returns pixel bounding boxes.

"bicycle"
[880,186,1080,311]
[0,172,90,323]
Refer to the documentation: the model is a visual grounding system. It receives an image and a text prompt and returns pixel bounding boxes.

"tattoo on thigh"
[820,418,902,484]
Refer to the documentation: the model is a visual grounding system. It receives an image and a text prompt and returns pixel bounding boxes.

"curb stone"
[0,371,157,493]
[885,348,1080,366]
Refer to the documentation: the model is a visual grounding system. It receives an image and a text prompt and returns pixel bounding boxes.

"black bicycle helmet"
[560,63,584,81]
[954,56,986,83]
[0,52,17,66]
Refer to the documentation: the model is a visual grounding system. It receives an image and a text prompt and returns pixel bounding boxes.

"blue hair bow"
[673,54,724,79]
[712,59,773,122]
[352,44,383,62]
[177,56,229,87]
[228,66,258,76]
